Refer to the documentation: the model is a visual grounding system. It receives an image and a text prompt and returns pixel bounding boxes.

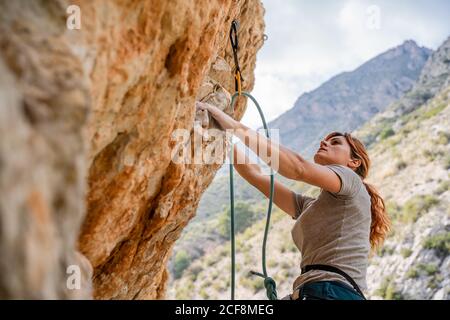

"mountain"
[268,40,432,158]
[168,36,450,300]
[357,36,450,147]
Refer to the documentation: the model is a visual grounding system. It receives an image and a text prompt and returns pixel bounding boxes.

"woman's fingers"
[195,101,206,111]
[195,101,236,130]
[196,101,213,112]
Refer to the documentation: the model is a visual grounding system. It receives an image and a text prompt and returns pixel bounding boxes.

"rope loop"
[264,277,278,300]
[227,20,277,301]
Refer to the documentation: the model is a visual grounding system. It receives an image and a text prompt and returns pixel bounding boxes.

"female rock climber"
[195,101,391,300]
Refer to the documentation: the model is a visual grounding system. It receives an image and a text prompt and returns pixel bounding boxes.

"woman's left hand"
[196,101,239,131]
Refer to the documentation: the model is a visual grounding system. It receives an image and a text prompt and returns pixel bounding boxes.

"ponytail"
[363,181,391,253]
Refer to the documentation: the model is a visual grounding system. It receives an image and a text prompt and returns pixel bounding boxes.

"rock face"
[0,0,265,299]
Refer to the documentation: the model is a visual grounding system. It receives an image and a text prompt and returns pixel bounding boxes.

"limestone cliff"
[0,0,265,299]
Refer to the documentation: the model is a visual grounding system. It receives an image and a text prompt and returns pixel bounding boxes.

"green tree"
[173,249,191,279]
[218,202,259,239]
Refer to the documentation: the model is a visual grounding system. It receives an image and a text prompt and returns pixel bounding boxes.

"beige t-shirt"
[290,164,371,294]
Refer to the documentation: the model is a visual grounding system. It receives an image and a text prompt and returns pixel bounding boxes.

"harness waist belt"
[300,264,366,299]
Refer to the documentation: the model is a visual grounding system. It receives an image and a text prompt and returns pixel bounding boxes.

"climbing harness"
[300,264,367,299]
[227,20,278,300]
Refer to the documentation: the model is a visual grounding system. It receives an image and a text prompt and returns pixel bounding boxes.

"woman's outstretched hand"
[195,101,239,131]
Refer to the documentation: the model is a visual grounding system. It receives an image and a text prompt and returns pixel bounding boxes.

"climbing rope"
[229,92,277,300]
[228,20,278,300]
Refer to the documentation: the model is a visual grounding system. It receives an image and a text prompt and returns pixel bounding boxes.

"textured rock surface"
[0,0,265,299]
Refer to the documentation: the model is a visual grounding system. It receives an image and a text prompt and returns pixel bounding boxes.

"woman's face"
[313,135,354,167]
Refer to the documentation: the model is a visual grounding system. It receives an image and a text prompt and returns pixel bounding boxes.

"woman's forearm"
[232,143,261,177]
[233,122,305,180]
[195,101,305,180]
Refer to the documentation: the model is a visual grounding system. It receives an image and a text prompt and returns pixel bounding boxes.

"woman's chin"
[313,153,324,164]
[314,153,332,165]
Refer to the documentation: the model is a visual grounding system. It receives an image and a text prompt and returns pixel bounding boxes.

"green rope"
[229,143,236,300]
[229,91,277,300]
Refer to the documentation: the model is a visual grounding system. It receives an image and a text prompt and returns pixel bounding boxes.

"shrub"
[289,243,298,253]
[268,259,278,268]
[240,276,265,293]
[206,256,218,267]
[421,102,447,120]
[410,89,433,103]
[401,195,439,223]
[406,267,419,279]
[396,160,408,171]
[213,281,225,291]
[185,279,195,291]
[428,274,444,290]
[418,263,439,276]
[436,132,450,145]
[423,232,450,258]
[211,271,219,281]
[436,180,450,195]
[400,248,413,258]
[199,288,209,299]
[379,127,395,141]
[386,136,401,148]
[422,195,440,210]
[422,149,435,161]
[200,279,213,292]
[217,202,260,239]
[175,288,191,300]
[375,276,404,300]
[378,245,395,256]
[243,251,252,264]
[173,250,192,279]
[444,155,450,170]
[189,265,203,281]
[386,201,401,222]
[386,285,404,300]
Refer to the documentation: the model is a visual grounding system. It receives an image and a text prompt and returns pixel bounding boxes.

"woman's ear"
[348,158,361,170]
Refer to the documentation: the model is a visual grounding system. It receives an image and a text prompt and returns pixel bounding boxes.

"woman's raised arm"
[196,102,343,193]
[196,101,306,181]
[232,144,297,219]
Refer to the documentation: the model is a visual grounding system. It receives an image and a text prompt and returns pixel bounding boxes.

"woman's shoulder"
[324,164,363,199]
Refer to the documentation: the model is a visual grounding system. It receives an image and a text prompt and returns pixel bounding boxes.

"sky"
[240,0,450,129]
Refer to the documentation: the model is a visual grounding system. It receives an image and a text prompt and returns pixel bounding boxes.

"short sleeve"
[326,164,362,198]
[291,191,316,220]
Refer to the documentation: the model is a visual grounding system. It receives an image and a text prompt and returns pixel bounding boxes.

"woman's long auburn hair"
[325,132,391,253]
